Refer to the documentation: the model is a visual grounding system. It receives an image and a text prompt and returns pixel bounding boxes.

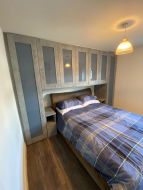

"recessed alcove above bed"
[43,86,95,108]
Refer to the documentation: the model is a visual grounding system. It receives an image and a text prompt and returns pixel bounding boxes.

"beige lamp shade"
[116,38,134,55]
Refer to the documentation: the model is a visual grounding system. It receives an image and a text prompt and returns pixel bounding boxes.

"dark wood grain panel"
[50,88,92,109]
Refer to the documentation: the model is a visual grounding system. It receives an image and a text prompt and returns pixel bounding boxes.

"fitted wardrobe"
[5,33,116,144]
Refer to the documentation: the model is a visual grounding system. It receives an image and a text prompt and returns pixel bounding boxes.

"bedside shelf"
[45,107,57,137]
[45,107,56,117]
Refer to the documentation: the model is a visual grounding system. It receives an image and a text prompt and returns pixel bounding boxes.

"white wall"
[0,28,28,190]
[114,45,143,115]
[0,1,143,51]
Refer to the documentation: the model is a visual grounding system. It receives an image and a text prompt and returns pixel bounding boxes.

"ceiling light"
[116,23,134,55]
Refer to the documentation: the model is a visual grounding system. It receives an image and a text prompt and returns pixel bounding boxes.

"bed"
[51,88,143,190]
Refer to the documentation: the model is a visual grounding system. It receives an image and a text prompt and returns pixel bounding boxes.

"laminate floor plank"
[27,135,100,190]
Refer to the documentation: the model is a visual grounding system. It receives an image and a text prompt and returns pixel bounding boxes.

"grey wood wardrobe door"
[37,40,60,90]
[59,44,76,87]
[99,53,108,83]
[107,55,116,105]
[7,34,47,144]
[89,50,99,85]
[76,47,89,86]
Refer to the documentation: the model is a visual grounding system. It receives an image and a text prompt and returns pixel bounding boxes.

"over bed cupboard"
[5,33,116,144]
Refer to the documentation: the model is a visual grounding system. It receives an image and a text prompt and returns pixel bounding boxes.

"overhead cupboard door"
[59,44,76,87]
[7,34,47,144]
[89,49,99,85]
[100,53,108,83]
[37,40,60,90]
[76,47,89,85]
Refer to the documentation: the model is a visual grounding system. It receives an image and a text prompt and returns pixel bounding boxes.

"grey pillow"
[77,95,97,103]
[56,98,82,109]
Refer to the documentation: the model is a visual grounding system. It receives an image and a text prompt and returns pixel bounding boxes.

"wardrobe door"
[59,44,76,87]
[107,55,116,105]
[89,50,99,85]
[7,34,47,144]
[76,47,89,86]
[37,40,60,90]
[100,53,108,83]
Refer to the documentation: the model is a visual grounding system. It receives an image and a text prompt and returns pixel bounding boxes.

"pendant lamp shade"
[115,22,134,55]
[116,38,134,55]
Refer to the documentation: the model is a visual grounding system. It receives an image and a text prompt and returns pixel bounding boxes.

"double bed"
[51,88,143,190]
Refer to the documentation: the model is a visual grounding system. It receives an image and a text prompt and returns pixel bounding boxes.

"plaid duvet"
[57,103,143,190]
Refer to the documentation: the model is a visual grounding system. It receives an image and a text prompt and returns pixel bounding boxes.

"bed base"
[51,88,110,190]
[61,134,110,190]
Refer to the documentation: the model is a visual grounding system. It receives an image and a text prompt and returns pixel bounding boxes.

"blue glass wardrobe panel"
[101,55,107,80]
[91,54,97,80]
[42,46,57,84]
[79,52,86,82]
[15,42,42,138]
[63,49,73,83]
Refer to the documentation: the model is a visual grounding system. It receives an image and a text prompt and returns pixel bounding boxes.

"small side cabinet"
[6,33,47,144]
[37,39,61,90]
[45,107,57,137]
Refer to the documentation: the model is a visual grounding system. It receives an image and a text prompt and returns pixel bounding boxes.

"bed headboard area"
[50,88,92,109]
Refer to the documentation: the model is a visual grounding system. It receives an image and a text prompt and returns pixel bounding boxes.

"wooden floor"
[27,134,100,190]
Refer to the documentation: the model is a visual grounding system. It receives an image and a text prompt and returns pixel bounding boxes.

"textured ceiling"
[0,0,143,51]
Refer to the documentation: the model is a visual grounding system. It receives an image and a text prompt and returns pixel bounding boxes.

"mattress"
[56,103,143,190]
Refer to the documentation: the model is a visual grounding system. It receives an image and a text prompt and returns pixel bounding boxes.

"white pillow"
[56,100,100,115]
[82,99,100,107]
